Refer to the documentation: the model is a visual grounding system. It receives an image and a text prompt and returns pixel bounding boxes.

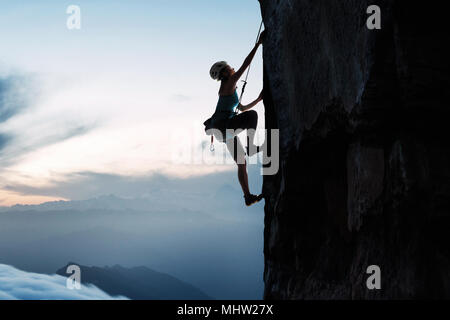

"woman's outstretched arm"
[231,31,266,82]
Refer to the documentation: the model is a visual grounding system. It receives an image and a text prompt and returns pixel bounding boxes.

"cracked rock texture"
[259,0,450,299]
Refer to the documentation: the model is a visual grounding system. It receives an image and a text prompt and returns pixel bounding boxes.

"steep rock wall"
[260,0,450,299]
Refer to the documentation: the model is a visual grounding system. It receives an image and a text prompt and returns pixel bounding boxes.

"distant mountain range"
[0,186,264,221]
[0,185,261,213]
[56,263,212,300]
[0,194,165,213]
[0,190,264,299]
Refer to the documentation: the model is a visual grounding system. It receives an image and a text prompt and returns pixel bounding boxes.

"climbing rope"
[238,20,264,108]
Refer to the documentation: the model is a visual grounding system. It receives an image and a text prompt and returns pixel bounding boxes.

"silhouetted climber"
[205,30,266,207]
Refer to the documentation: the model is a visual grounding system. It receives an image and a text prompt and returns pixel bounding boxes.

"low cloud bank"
[0,264,128,300]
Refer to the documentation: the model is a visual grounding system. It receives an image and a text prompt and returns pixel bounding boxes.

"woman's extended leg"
[226,137,249,196]
[226,135,263,206]
[237,162,250,197]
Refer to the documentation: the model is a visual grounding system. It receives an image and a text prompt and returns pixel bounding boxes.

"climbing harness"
[209,20,264,152]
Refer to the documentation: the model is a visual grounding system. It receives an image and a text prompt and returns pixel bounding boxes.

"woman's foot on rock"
[244,194,264,206]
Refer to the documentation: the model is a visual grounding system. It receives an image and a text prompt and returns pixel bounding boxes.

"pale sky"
[0,1,265,206]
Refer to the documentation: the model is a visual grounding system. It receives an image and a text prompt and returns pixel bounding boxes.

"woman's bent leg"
[224,123,263,206]
[226,110,258,148]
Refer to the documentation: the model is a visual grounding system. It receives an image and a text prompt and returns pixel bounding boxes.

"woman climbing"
[208,30,266,207]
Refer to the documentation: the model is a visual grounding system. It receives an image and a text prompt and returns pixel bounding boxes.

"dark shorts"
[223,110,258,164]
[226,110,258,132]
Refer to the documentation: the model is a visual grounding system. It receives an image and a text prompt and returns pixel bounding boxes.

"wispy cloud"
[0,75,31,123]
[0,134,10,151]
[0,264,127,300]
[0,124,95,167]
[0,75,33,152]
[0,72,98,169]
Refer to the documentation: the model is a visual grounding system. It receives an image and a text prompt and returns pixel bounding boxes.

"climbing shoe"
[244,194,264,207]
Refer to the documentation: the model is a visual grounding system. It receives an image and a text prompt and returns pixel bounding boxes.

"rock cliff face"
[259,0,450,299]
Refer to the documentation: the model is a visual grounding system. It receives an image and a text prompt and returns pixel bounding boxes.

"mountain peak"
[56,262,212,300]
